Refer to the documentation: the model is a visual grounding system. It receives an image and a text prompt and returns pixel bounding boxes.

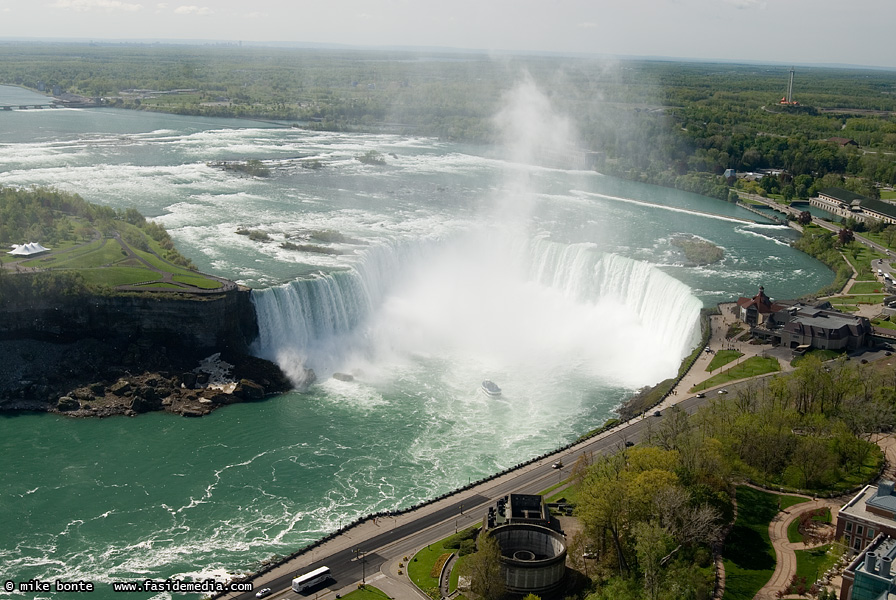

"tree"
[837,227,855,246]
[798,211,812,226]
[462,533,506,600]
[633,521,671,600]
[790,436,836,489]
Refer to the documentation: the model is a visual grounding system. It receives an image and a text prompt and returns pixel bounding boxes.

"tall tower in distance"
[780,67,799,106]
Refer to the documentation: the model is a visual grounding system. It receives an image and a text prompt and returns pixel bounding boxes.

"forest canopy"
[1,43,895,200]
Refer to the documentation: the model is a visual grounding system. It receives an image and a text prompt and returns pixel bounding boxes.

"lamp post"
[353,548,366,585]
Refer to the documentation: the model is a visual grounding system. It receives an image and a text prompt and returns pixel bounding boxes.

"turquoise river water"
[0,84,832,598]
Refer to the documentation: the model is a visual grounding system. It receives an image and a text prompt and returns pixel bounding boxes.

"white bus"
[292,566,331,593]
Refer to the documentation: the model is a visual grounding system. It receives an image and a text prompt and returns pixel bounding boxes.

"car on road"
[625,441,634,447]
[552,461,563,469]
[256,588,272,598]
[718,389,728,395]
[695,393,705,398]
[653,411,662,417]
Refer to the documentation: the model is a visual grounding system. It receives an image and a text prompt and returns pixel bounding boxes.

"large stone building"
[841,535,896,600]
[810,187,896,225]
[479,494,568,597]
[738,287,871,351]
[837,482,896,556]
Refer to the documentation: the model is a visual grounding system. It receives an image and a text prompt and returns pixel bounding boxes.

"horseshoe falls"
[0,82,834,597]
[251,235,703,390]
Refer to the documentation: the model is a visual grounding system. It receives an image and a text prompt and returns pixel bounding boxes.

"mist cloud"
[51,0,143,11]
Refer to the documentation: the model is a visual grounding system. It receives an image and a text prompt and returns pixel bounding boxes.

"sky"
[0,0,893,69]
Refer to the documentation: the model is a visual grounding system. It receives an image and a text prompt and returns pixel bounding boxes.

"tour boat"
[481,380,502,397]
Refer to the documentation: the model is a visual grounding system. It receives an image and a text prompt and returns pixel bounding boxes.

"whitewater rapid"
[0,84,834,596]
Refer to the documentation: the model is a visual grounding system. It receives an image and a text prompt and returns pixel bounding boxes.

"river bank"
[0,338,292,418]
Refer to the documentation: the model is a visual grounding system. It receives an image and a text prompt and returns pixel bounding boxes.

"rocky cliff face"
[0,288,294,417]
[0,287,257,359]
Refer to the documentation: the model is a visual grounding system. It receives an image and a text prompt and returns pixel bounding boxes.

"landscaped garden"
[706,350,744,372]
[722,486,808,600]
[691,356,780,392]
[408,527,477,600]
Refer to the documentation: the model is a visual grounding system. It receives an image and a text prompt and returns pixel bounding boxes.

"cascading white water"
[526,236,703,355]
[250,237,446,381]
[250,231,702,389]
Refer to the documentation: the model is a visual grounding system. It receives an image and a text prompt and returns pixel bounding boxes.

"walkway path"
[755,496,841,600]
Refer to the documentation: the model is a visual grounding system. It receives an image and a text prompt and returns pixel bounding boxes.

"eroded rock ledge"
[0,339,293,418]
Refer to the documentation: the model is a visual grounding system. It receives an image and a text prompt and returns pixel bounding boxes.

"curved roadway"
[223,393,713,600]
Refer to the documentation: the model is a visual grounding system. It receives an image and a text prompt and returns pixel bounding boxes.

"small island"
[671,234,724,266]
[208,158,271,177]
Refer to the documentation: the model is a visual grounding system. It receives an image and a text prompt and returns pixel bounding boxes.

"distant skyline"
[0,0,893,70]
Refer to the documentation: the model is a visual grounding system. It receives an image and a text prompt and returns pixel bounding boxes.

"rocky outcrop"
[0,345,291,418]
[0,288,293,418]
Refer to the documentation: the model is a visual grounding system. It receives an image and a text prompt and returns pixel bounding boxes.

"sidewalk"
[755,497,841,600]
[653,303,795,413]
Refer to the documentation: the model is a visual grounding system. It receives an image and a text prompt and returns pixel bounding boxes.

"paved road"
[221,336,896,600]
[222,388,718,600]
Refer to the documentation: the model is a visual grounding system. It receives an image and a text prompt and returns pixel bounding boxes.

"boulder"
[201,389,235,405]
[128,394,162,413]
[180,407,208,418]
[110,380,132,396]
[181,372,198,389]
[232,379,265,401]
[57,396,80,411]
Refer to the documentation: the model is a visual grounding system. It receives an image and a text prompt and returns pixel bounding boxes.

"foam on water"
[0,88,836,594]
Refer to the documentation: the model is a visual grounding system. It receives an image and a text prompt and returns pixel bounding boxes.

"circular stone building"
[490,524,567,595]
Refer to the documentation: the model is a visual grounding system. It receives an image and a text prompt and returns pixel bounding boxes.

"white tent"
[8,242,51,256]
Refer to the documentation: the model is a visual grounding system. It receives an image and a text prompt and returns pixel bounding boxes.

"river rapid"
[0,84,832,598]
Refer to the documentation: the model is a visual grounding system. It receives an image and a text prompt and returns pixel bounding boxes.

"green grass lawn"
[409,526,478,597]
[842,245,886,281]
[77,266,164,287]
[338,585,393,600]
[872,318,896,330]
[849,281,887,294]
[722,486,809,600]
[828,294,887,306]
[544,482,579,506]
[9,229,224,293]
[690,356,780,392]
[706,350,743,372]
[790,349,843,366]
[407,545,449,596]
[794,544,839,588]
[173,273,224,289]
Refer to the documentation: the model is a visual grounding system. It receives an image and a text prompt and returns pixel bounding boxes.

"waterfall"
[526,237,703,360]
[250,238,442,382]
[251,234,703,387]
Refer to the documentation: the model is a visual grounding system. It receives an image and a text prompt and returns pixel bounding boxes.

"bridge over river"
[0,103,58,110]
